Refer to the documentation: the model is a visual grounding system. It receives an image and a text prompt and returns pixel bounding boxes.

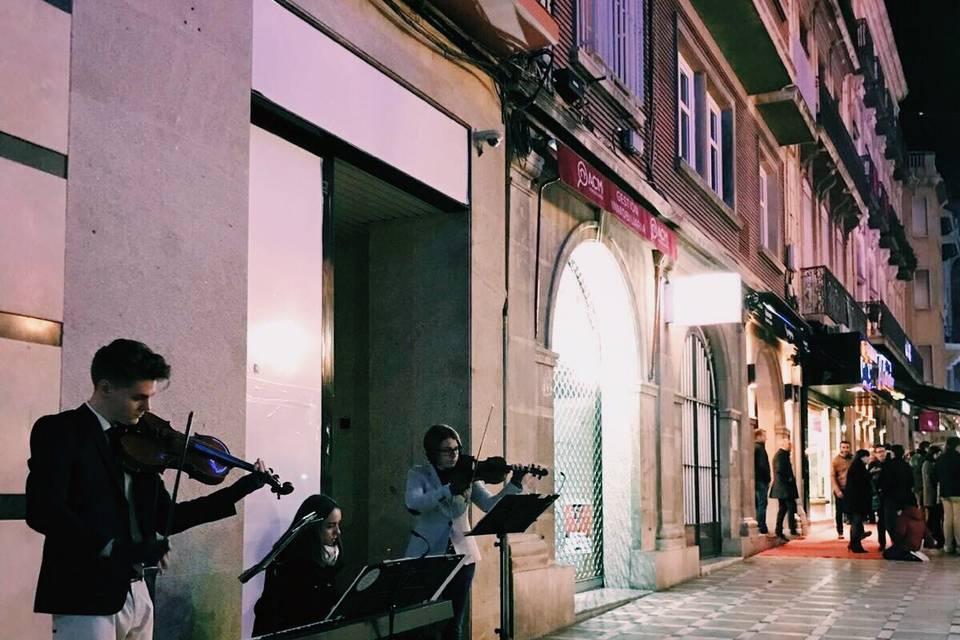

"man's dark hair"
[839,439,851,446]
[919,441,930,451]
[90,339,170,387]
[946,436,960,451]
[889,444,905,460]
[929,445,942,456]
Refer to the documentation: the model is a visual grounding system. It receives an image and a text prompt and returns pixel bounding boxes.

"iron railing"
[819,83,869,206]
[864,299,924,380]
[799,266,868,335]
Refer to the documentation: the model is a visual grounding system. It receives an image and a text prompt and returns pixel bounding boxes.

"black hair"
[946,436,960,451]
[929,445,942,456]
[90,339,171,387]
[839,440,851,446]
[890,444,905,460]
[855,448,870,462]
[919,441,931,450]
[423,424,462,462]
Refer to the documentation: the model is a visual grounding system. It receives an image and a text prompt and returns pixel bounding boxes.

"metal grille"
[680,333,721,556]
[553,261,604,584]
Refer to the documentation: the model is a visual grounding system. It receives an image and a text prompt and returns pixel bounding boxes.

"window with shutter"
[707,96,722,199]
[914,269,931,310]
[677,54,695,164]
[912,196,928,237]
[578,0,644,99]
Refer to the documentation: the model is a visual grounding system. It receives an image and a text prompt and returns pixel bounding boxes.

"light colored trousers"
[52,579,153,640]
[943,496,960,551]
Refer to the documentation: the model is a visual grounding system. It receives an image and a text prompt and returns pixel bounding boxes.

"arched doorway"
[551,240,639,590]
[681,332,721,557]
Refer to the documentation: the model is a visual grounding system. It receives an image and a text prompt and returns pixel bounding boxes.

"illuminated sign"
[859,340,894,392]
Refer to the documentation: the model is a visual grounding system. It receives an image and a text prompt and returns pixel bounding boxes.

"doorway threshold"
[574,588,650,622]
[699,555,742,576]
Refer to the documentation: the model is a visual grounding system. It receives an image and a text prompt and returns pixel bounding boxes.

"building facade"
[1,1,952,639]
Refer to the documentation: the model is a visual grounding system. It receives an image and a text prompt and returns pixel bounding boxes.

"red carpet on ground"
[760,521,885,559]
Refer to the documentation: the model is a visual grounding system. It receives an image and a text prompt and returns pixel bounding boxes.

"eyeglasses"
[433,447,460,455]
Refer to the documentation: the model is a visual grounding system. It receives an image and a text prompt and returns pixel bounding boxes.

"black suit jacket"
[26,405,245,615]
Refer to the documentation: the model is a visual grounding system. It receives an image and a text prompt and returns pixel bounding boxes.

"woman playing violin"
[253,494,344,635]
[405,424,539,640]
[25,339,272,640]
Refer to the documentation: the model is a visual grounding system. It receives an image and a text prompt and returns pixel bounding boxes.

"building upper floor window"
[759,166,782,258]
[578,0,644,100]
[912,195,928,237]
[914,269,931,310]
[676,50,734,207]
[918,344,933,383]
[677,53,695,164]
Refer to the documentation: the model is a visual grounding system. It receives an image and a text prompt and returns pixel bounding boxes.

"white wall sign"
[666,272,743,325]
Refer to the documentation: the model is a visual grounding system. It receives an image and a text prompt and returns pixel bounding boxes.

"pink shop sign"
[558,144,677,260]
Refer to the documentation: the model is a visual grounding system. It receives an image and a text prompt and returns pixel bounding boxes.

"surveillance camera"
[473,129,503,155]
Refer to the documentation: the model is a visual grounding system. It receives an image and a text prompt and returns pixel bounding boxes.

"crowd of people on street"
[755,429,960,562]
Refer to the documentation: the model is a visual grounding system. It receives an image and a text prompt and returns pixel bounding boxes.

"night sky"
[887,1,960,198]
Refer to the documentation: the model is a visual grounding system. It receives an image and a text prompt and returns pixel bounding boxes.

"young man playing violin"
[25,338,271,640]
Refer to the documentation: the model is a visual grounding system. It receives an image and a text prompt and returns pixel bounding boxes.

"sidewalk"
[536,554,960,639]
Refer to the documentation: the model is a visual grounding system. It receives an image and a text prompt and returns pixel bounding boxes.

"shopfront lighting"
[846,386,864,393]
[666,272,742,326]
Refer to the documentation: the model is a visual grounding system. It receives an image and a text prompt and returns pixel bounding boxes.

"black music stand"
[467,493,558,640]
[324,554,464,623]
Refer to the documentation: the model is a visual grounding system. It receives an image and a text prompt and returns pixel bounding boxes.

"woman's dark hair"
[855,448,870,462]
[890,444,905,460]
[91,339,170,387]
[947,436,960,451]
[929,445,942,456]
[422,424,462,460]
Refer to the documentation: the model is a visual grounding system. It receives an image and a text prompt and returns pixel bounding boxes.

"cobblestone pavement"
[542,555,960,640]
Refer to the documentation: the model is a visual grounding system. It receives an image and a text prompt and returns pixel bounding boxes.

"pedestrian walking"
[831,441,853,539]
[869,444,888,549]
[843,449,873,553]
[770,437,800,541]
[936,436,960,553]
[923,445,943,547]
[754,429,771,535]
[880,444,915,548]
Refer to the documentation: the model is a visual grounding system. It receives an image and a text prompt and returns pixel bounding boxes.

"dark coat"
[253,495,343,636]
[769,448,799,499]
[843,460,872,516]
[880,458,916,509]
[754,442,771,485]
[25,405,246,615]
[937,449,960,497]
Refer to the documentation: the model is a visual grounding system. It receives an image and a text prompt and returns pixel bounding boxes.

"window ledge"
[677,160,742,229]
[759,246,786,274]
[572,47,647,129]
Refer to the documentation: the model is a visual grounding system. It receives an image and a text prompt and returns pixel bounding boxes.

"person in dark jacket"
[25,339,271,639]
[879,444,915,547]
[937,436,960,553]
[770,437,800,540]
[754,429,772,535]
[253,494,344,636]
[868,444,888,548]
[843,449,873,553]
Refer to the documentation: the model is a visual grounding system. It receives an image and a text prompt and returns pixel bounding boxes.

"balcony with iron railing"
[800,266,868,335]
[864,300,924,381]
[818,83,869,206]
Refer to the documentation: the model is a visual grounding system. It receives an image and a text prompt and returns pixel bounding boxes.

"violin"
[114,412,294,498]
[451,454,549,485]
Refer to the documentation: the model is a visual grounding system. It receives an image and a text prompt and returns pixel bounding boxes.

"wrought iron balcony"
[800,266,867,335]
[864,300,924,381]
[818,84,869,206]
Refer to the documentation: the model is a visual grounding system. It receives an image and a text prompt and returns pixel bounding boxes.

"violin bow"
[469,405,495,484]
[163,410,195,540]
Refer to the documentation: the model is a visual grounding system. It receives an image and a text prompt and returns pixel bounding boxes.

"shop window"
[578,0,644,99]
[912,196,928,237]
[914,269,931,310]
